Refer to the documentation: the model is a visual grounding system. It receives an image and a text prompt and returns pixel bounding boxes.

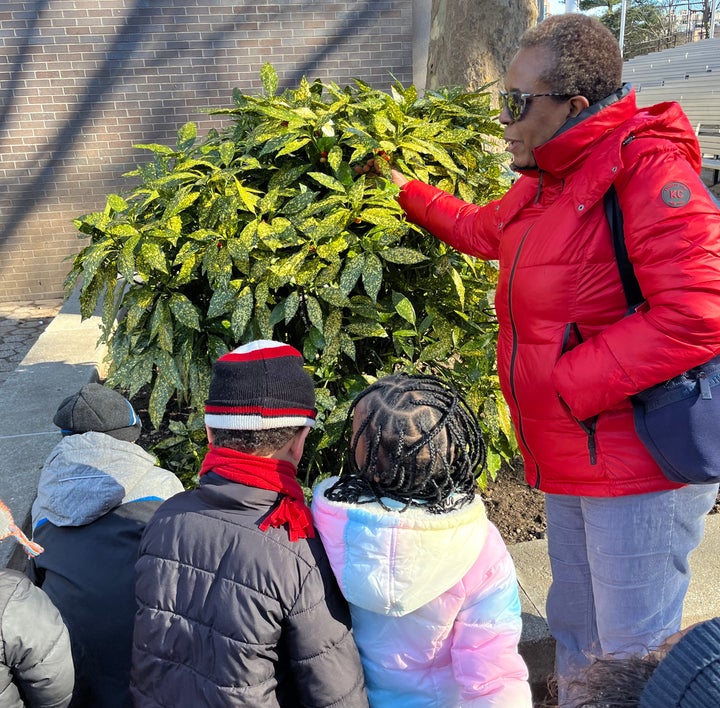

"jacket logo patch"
[661,182,691,207]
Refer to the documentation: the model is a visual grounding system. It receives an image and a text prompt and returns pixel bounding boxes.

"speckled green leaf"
[125,288,155,332]
[405,122,443,139]
[293,258,324,287]
[163,190,200,219]
[117,235,140,282]
[78,241,113,285]
[281,189,317,215]
[107,223,140,239]
[139,242,168,274]
[327,145,343,172]
[266,216,295,240]
[149,369,176,428]
[260,62,278,96]
[305,295,324,331]
[207,284,237,318]
[339,331,356,361]
[106,194,129,213]
[357,208,400,228]
[203,242,232,284]
[323,309,342,361]
[272,247,308,281]
[379,247,428,265]
[218,141,235,167]
[169,293,201,330]
[234,220,258,252]
[451,267,466,310]
[175,251,200,285]
[316,233,349,260]
[419,340,452,362]
[308,171,346,193]
[362,253,383,302]
[437,128,476,143]
[234,178,259,214]
[254,281,272,338]
[77,272,105,320]
[269,164,310,190]
[114,351,154,398]
[345,321,387,338]
[276,137,311,157]
[347,175,365,210]
[318,287,350,308]
[283,291,300,324]
[314,261,341,288]
[394,295,416,325]
[176,122,197,149]
[339,254,364,296]
[134,142,175,155]
[399,137,458,173]
[231,288,254,338]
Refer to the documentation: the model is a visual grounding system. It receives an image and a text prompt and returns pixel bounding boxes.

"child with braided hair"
[311,373,532,707]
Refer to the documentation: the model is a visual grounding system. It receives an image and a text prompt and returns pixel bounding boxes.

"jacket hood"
[311,476,489,616]
[501,86,702,223]
[32,431,184,528]
[531,85,701,181]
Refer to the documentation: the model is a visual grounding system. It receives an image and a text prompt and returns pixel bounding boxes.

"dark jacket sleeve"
[0,570,74,708]
[286,546,368,708]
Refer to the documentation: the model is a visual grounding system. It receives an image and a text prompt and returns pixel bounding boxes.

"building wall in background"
[0,1,412,303]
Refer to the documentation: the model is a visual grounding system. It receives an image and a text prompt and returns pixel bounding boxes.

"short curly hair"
[210,426,300,455]
[519,14,622,105]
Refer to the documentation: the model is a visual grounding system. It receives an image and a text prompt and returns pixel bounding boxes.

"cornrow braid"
[325,373,487,514]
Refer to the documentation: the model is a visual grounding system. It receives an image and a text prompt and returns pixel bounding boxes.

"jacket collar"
[499,84,701,220]
[531,84,635,180]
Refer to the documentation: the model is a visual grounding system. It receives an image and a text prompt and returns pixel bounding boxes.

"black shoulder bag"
[604,185,720,484]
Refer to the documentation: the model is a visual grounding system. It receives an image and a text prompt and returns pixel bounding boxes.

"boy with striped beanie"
[204,339,317,433]
[131,340,368,708]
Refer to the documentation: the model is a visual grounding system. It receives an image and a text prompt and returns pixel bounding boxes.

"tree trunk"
[426,0,538,91]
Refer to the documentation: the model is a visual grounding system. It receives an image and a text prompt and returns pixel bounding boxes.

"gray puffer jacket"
[131,471,368,708]
[0,569,74,708]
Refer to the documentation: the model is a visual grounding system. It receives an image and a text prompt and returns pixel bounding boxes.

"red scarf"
[200,445,315,541]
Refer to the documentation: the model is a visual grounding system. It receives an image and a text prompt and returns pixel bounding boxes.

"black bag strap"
[603,184,644,310]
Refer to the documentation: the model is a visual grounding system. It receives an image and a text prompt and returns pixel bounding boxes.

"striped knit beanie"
[205,340,316,431]
[639,617,720,707]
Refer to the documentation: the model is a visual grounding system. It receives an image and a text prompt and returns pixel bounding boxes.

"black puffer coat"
[131,472,368,708]
[0,569,74,708]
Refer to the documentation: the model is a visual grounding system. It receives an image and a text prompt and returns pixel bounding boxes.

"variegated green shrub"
[68,63,516,487]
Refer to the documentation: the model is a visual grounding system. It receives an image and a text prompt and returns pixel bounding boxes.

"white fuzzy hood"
[311,476,489,616]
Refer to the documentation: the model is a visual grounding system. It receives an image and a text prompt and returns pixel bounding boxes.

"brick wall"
[0,1,412,303]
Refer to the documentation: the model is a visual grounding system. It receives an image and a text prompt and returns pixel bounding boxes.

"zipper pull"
[699,370,712,399]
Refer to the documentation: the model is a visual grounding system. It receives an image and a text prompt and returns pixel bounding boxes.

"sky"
[547,0,572,18]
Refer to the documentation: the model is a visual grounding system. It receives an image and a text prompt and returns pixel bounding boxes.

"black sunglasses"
[499,90,572,122]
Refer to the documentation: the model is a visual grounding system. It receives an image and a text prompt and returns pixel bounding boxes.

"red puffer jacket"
[399,87,720,496]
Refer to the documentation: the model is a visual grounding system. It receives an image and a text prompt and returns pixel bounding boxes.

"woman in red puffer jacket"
[372,13,720,708]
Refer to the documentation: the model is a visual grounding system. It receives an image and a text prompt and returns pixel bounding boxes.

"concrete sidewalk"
[0,299,64,388]
[1,288,719,694]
